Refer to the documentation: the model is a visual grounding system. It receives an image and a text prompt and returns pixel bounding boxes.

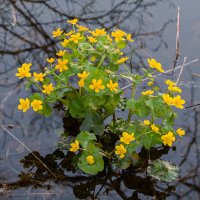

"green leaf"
[76,131,96,149]
[147,159,179,182]
[29,93,43,102]
[139,132,162,149]
[78,143,104,175]
[69,95,87,118]
[117,40,127,49]
[145,96,174,119]
[38,101,52,117]
[79,43,94,52]
[126,96,151,118]
[80,112,104,136]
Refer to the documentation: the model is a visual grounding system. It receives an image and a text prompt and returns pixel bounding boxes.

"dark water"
[0,0,200,199]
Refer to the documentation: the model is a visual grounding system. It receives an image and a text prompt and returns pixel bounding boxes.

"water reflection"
[0,0,200,199]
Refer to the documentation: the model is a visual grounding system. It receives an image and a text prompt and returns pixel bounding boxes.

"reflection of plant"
[16,19,186,175]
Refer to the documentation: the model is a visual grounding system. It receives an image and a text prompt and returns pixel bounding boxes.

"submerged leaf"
[147,159,179,182]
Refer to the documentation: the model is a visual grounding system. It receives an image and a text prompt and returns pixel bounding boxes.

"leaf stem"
[127,84,136,123]
[97,54,106,68]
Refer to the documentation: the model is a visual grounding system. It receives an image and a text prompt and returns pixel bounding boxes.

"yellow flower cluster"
[147,58,164,73]
[142,90,154,96]
[115,132,135,159]
[116,57,129,64]
[18,98,43,112]
[15,63,32,79]
[120,132,135,144]
[55,59,68,72]
[89,79,105,93]
[143,120,159,133]
[161,131,176,147]
[111,29,134,42]
[42,83,54,95]
[115,144,126,158]
[69,140,79,152]
[165,80,182,93]
[176,128,185,137]
[33,72,45,82]
[107,80,118,92]
[52,28,63,38]
[77,71,90,88]
[86,155,95,165]
[162,94,185,109]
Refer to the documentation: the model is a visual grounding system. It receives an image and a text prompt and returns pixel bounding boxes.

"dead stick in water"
[1,125,57,178]
[172,6,180,72]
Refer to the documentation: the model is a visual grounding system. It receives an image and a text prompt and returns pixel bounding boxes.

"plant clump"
[16,18,186,175]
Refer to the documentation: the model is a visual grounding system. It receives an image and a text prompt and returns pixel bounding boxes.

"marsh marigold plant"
[16,19,186,175]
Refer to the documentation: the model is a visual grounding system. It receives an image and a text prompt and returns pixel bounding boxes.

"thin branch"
[1,125,57,178]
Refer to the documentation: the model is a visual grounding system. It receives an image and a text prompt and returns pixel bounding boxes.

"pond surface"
[0,0,200,199]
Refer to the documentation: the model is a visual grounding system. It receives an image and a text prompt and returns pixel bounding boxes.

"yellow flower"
[161,131,176,146]
[120,132,135,145]
[78,79,84,87]
[176,128,185,137]
[18,98,30,112]
[31,99,43,112]
[115,49,123,55]
[90,56,96,62]
[89,79,105,93]
[116,57,129,64]
[67,18,79,25]
[142,90,154,96]
[20,63,32,70]
[15,63,32,79]
[147,81,154,86]
[143,120,150,126]
[173,95,185,109]
[86,155,95,165]
[87,36,97,43]
[52,28,63,38]
[111,29,126,42]
[147,58,164,72]
[56,50,66,57]
[61,39,69,47]
[64,30,74,37]
[162,94,174,106]
[107,35,112,43]
[126,34,134,42]
[168,85,182,93]
[151,124,159,133]
[107,80,118,92]
[46,58,55,63]
[69,140,79,152]
[90,28,106,37]
[77,71,90,80]
[33,72,45,82]
[76,25,89,32]
[42,83,54,95]
[55,59,68,72]
[165,80,176,86]
[115,144,126,158]
[70,33,83,43]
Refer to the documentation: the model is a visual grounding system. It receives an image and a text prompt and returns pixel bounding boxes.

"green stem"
[97,54,106,68]
[123,63,131,73]
[57,98,66,105]
[28,78,42,92]
[127,84,136,123]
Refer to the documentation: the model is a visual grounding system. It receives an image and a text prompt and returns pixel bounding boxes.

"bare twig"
[176,56,187,85]
[172,6,180,71]
[1,125,57,178]
[122,59,199,90]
